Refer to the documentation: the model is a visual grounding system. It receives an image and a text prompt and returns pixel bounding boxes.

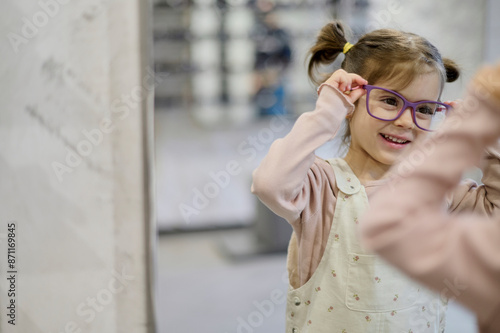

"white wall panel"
[0,0,155,332]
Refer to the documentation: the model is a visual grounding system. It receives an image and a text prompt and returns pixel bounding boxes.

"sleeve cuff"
[317,83,355,115]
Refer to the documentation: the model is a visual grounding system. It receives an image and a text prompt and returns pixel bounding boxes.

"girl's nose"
[393,108,414,129]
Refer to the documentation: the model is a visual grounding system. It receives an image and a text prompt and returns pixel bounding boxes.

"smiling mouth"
[380,134,411,144]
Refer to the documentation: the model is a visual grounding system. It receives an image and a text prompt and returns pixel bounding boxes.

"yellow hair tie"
[343,42,354,54]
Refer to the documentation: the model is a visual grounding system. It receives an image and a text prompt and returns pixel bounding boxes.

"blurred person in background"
[252,20,500,332]
[250,0,291,117]
[359,62,500,333]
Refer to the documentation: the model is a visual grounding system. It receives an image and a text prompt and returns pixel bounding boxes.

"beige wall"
[0,1,155,332]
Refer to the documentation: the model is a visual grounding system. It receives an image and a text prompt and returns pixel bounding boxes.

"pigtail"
[443,58,460,83]
[307,21,349,86]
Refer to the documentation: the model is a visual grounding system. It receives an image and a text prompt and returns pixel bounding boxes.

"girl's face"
[348,72,442,168]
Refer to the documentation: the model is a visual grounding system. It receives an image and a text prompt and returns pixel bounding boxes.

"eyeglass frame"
[362,84,451,132]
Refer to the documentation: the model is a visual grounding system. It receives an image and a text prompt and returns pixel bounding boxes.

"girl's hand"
[323,69,368,104]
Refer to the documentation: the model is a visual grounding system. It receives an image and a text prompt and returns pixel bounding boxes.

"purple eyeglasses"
[363,85,451,131]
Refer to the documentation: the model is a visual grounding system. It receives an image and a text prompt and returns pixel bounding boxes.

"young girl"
[251,21,500,332]
[359,63,500,333]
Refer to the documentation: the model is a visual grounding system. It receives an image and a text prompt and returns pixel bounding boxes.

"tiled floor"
[156,228,478,333]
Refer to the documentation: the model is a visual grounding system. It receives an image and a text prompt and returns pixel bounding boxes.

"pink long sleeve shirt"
[359,85,500,333]
[251,84,500,297]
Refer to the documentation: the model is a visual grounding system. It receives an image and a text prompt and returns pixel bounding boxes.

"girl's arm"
[251,70,366,225]
[359,63,500,333]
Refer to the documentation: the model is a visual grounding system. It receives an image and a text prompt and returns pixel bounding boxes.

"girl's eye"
[417,106,434,115]
[381,97,398,106]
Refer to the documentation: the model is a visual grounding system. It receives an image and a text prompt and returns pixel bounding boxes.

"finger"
[339,79,349,92]
[340,72,359,92]
[342,79,354,92]
[349,74,368,88]
[348,87,367,103]
[324,69,347,87]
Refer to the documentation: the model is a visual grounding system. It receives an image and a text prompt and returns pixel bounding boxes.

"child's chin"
[381,149,411,166]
